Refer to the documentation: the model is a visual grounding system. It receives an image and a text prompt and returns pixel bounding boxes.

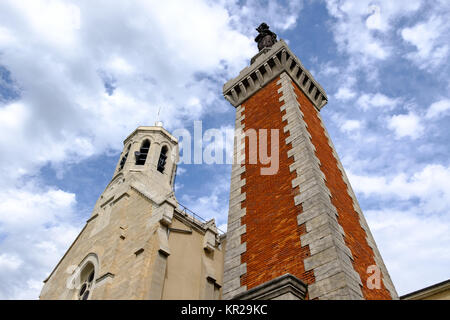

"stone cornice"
[123,126,178,145]
[223,39,328,111]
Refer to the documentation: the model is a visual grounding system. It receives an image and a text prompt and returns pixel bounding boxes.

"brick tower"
[222,24,398,300]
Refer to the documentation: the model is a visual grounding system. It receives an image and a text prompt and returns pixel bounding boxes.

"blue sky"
[0,0,449,299]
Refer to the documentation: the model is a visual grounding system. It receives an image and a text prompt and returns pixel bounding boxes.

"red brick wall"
[239,76,315,292]
[291,80,393,300]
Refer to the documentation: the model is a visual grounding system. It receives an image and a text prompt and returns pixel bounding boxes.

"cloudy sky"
[0,0,449,299]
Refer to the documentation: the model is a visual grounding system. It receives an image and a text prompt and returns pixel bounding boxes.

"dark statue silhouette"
[255,23,277,51]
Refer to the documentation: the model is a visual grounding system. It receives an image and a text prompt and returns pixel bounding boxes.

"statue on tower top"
[255,22,277,51]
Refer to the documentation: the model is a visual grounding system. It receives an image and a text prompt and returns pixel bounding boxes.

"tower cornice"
[123,126,178,146]
[223,39,328,110]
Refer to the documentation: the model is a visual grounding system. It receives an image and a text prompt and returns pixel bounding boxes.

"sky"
[0,0,449,299]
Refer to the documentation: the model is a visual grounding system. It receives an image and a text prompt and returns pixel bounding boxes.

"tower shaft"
[222,40,397,300]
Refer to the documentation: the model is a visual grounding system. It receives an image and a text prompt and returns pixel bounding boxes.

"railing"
[177,202,226,235]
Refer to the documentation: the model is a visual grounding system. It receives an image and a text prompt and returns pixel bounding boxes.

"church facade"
[40,24,399,300]
[39,126,225,300]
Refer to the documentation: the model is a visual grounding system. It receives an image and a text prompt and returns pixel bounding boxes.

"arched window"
[135,140,150,165]
[157,146,168,173]
[119,145,131,170]
[77,262,95,300]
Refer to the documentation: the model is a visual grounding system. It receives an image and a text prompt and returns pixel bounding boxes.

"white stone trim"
[315,111,399,299]
[278,72,363,300]
[223,104,247,299]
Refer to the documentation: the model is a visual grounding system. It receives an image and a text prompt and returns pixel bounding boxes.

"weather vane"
[155,106,163,127]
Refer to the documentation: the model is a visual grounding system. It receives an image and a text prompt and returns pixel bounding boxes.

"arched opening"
[135,139,150,165]
[77,262,95,300]
[119,145,131,170]
[157,145,168,173]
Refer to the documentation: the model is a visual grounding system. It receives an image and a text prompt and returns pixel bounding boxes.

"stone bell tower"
[40,123,225,300]
[222,23,398,300]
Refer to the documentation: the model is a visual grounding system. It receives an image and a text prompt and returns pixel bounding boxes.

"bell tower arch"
[112,122,179,195]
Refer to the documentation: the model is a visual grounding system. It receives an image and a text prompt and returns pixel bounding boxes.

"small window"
[157,146,168,173]
[135,140,150,165]
[118,145,131,170]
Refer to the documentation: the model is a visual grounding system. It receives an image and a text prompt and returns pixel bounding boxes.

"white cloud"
[0,254,23,271]
[366,209,450,295]
[347,164,450,293]
[340,120,361,133]
[224,0,303,34]
[107,56,135,76]
[318,62,339,76]
[0,26,16,46]
[176,167,187,176]
[401,15,450,69]
[426,99,450,119]
[365,5,388,32]
[334,87,356,101]
[357,93,401,111]
[387,112,424,139]
[348,164,450,214]
[6,0,81,48]
[0,184,81,299]
[325,1,388,61]
[324,0,423,63]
